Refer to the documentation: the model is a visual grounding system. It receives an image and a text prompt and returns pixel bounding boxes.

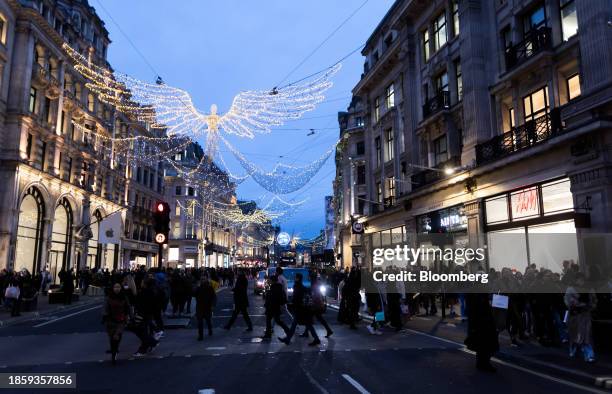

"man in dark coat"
[223,272,253,331]
[195,275,217,340]
[279,273,320,346]
[263,275,290,339]
[465,291,499,372]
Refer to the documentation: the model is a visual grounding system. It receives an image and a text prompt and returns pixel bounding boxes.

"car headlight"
[319,285,327,295]
[287,288,294,293]
[257,280,264,286]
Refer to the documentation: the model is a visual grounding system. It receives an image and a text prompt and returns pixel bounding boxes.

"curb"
[0,296,103,328]
[325,302,611,391]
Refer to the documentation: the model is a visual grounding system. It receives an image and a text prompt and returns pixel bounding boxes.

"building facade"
[335,0,612,276]
[0,0,168,279]
[163,142,240,268]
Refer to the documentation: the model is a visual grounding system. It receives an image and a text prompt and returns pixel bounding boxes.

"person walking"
[263,275,290,339]
[564,273,597,362]
[195,275,217,341]
[63,269,75,305]
[279,273,320,346]
[103,282,130,365]
[465,292,499,372]
[300,277,333,338]
[223,272,253,331]
[132,278,159,357]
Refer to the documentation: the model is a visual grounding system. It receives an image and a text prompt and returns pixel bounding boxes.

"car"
[254,271,266,295]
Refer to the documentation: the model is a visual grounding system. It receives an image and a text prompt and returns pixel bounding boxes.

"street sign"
[352,221,364,234]
[155,233,166,244]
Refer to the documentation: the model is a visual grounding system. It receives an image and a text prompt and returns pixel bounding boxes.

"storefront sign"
[511,187,539,220]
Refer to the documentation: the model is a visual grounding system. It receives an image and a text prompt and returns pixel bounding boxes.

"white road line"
[302,367,329,394]
[404,328,607,393]
[198,389,215,394]
[341,374,371,394]
[206,347,226,351]
[33,305,102,328]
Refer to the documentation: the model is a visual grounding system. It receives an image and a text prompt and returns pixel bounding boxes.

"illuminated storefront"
[484,178,588,273]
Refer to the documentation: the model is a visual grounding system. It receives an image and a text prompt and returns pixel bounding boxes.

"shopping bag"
[400,304,410,315]
[374,311,385,322]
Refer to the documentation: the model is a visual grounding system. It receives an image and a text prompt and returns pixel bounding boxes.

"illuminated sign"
[277,232,291,246]
[155,233,167,243]
[511,187,539,219]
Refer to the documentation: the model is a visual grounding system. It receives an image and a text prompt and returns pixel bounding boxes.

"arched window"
[15,187,45,274]
[49,197,73,283]
[87,93,94,112]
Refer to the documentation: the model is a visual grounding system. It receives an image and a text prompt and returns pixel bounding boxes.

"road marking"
[206,347,226,351]
[404,328,607,393]
[302,366,329,394]
[33,305,102,328]
[341,374,371,394]
[198,389,215,394]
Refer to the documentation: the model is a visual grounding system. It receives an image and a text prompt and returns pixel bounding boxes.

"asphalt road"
[0,284,605,394]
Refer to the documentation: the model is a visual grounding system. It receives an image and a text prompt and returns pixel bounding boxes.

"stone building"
[163,141,239,268]
[0,0,166,279]
[335,0,612,276]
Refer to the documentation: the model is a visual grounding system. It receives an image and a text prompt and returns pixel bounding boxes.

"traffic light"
[153,201,170,244]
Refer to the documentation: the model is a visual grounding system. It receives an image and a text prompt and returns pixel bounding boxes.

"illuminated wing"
[219,64,341,138]
[62,43,206,137]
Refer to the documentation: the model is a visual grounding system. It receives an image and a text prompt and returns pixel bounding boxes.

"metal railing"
[504,27,552,70]
[476,109,562,165]
[422,91,450,119]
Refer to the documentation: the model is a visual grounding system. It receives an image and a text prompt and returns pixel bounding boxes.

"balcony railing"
[422,91,450,119]
[504,27,552,70]
[476,109,562,165]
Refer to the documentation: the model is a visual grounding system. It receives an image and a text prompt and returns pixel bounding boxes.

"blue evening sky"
[96,0,395,238]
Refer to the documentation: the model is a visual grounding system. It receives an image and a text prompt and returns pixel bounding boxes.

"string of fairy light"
[62,41,342,227]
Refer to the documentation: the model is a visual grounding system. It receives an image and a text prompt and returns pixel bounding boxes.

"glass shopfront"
[484,178,579,273]
[417,205,468,269]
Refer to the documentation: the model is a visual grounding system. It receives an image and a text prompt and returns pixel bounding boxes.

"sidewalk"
[326,298,612,389]
[0,292,103,327]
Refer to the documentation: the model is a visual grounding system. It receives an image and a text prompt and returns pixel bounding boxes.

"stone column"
[78,197,91,270]
[464,199,483,273]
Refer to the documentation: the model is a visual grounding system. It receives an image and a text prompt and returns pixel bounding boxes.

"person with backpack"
[263,275,290,339]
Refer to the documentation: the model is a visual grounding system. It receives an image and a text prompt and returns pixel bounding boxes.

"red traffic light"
[156,203,165,212]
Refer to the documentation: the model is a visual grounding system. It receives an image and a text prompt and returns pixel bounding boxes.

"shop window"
[560,0,577,41]
[433,135,448,165]
[433,12,447,51]
[175,186,182,195]
[385,84,395,109]
[357,197,365,215]
[376,181,382,203]
[485,195,509,225]
[168,247,179,261]
[422,29,430,62]
[542,179,573,215]
[566,74,581,101]
[385,128,394,162]
[523,86,548,121]
[510,186,540,221]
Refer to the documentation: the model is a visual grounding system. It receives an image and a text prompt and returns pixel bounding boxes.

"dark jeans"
[303,312,332,335]
[133,319,157,353]
[197,315,213,338]
[225,306,252,329]
[265,312,289,336]
[286,319,319,342]
[153,309,164,332]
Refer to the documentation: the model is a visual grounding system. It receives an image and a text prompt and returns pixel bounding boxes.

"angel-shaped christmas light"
[63,43,340,157]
